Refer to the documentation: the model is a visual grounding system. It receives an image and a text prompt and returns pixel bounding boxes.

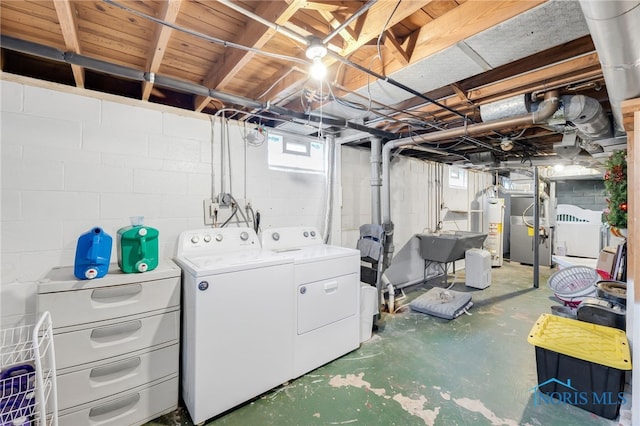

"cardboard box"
[596,247,617,278]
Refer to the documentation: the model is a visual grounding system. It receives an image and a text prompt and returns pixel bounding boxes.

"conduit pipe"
[579,0,640,133]
[322,0,378,45]
[0,35,398,140]
[370,137,383,225]
[380,90,560,263]
[217,0,308,46]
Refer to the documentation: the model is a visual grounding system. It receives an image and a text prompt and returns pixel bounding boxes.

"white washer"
[261,226,361,378]
[174,227,294,425]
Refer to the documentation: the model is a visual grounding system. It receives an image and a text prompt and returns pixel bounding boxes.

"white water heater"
[487,198,505,267]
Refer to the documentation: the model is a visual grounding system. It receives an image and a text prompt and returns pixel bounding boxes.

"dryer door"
[297,273,358,335]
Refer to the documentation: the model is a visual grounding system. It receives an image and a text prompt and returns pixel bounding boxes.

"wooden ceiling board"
[0,0,620,164]
[165,30,225,62]
[157,48,213,79]
[422,0,460,19]
[73,2,156,42]
[182,1,247,37]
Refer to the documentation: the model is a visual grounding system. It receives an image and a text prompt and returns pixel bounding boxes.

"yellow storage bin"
[528,313,631,370]
[527,313,631,420]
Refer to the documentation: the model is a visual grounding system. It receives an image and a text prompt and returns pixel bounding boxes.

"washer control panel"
[177,227,258,257]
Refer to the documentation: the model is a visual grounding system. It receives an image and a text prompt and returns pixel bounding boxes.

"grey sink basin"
[416,231,487,263]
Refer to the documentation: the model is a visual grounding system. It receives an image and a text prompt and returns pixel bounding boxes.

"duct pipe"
[380,91,559,263]
[216,0,308,46]
[579,0,640,133]
[370,137,383,225]
[322,0,378,45]
[562,95,612,140]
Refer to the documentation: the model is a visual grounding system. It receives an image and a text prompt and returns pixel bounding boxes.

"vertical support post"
[533,166,540,288]
[370,137,382,225]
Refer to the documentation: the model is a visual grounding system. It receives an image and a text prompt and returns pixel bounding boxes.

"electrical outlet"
[203,199,216,225]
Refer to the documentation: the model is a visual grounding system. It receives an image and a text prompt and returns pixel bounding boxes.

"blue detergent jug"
[74,227,112,280]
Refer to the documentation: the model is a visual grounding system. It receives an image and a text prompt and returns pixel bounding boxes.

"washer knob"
[303,231,309,237]
[310,230,316,237]
[272,232,280,241]
[215,234,223,242]
[203,234,212,243]
[240,231,249,241]
[190,235,200,244]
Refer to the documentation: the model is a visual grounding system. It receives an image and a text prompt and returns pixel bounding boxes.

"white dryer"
[261,226,361,378]
[174,227,294,425]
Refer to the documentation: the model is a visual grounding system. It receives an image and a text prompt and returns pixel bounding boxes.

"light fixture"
[305,37,327,80]
[500,138,514,151]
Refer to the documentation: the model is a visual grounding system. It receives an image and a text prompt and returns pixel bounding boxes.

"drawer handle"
[88,393,140,419]
[90,320,142,340]
[324,281,338,294]
[89,357,141,379]
[91,284,142,301]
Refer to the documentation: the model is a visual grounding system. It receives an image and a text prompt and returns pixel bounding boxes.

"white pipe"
[370,137,382,225]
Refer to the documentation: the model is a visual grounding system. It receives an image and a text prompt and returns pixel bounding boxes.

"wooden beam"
[623,97,640,300]
[622,98,640,132]
[318,10,357,46]
[450,83,473,105]
[195,0,305,112]
[412,0,545,60]
[382,30,410,65]
[53,0,84,88]
[262,0,433,107]
[142,0,182,101]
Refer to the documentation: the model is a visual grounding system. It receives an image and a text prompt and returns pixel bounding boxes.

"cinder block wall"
[555,179,607,211]
[1,77,326,317]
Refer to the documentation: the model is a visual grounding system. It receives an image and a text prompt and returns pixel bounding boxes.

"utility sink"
[416,231,487,263]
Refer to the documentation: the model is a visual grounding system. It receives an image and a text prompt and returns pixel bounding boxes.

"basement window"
[267,133,325,174]
[449,167,468,189]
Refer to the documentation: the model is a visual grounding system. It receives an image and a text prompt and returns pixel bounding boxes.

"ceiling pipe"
[379,90,560,265]
[322,0,378,45]
[216,0,309,46]
[0,35,399,140]
[579,0,640,133]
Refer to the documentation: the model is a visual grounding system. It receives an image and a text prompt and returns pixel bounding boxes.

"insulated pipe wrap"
[480,94,531,122]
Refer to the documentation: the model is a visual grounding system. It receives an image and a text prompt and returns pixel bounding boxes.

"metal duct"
[579,0,640,133]
[480,94,531,122]
[380,90,560,266]
[562,94,612,140]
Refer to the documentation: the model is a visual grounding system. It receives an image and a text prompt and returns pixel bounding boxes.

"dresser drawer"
[57,343,179,411]
[58,376,178,426]
[39,276,180,328]
[54,310,179,370]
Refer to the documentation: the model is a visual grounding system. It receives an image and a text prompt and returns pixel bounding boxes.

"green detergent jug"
[117,219,159,273]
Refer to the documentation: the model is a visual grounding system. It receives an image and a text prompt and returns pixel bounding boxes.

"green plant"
[603,150,627,229]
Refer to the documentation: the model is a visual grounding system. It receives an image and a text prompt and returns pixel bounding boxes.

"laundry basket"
[547,266,599,308]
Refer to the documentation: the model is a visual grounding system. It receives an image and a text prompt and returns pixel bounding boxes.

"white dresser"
[37,261,181,425]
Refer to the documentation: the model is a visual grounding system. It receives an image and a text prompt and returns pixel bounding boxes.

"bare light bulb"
[310,57,326,80]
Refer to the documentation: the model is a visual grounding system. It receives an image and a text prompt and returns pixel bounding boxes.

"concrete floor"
[149,261,624,426]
